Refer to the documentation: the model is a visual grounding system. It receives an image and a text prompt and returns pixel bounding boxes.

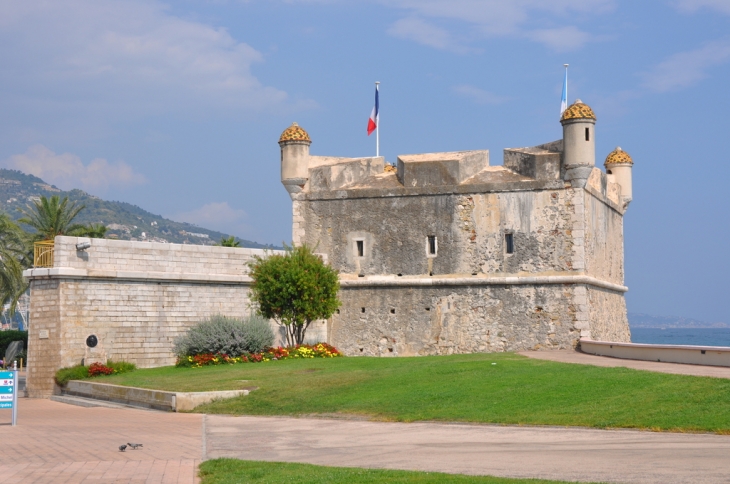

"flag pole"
[375,81,380,158]
[564,64,568,102]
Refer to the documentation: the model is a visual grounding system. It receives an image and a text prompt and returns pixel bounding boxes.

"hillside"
[0,169,275,248]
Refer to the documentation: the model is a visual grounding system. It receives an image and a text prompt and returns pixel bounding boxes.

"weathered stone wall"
[52,236,261,276]
[26,279,62,398]
[586,286,631,342]
[24,237,320,398]
[301,189,578,277]
[301,183,627,354]
[583,191,625,285]
[330,284,581,356]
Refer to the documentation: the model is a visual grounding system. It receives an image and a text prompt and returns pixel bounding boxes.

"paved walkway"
[0,399,202,483]
[4,354,730,483]
[519,349,730,378]
[205,414,730,484]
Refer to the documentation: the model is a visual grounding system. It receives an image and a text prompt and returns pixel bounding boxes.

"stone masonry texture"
[25,237,290,398]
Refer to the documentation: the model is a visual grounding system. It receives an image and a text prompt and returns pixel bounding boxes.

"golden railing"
[33,240,55,268]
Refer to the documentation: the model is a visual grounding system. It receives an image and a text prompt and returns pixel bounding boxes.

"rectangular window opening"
[585,127,590,141]
[361,307,366,313]
[390,308,395,314]
[505,233,514,254]
[427,235,437,255]
[356,240,364,257]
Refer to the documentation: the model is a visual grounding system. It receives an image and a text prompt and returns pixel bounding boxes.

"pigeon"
[127,443,143,450]
[119,445,127,452]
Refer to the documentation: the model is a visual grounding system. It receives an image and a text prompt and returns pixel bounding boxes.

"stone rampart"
[23,237,317,398]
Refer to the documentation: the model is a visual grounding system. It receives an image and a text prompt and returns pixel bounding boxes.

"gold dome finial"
[279,122,311,144]
[604,146,633,165]
[560,99,596,122]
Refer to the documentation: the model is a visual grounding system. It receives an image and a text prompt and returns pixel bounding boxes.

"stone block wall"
[25,237,328,398]
[330,284,582,356]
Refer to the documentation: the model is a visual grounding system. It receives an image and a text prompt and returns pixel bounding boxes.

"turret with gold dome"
[560,99,596,188]
[279,122,311,197]
[604,147,633,207]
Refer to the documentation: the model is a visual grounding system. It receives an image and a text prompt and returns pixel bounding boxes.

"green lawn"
[198,459,596,484]
[96,353,730,432]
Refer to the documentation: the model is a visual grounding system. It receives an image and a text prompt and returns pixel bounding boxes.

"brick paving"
[0,399,203,483]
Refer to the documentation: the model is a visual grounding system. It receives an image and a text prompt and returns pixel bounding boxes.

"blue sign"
[0,370,18,425]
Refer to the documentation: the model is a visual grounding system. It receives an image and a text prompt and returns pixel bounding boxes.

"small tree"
[248,245,340,346]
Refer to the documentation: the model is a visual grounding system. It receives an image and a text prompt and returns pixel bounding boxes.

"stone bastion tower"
[278,100,634,356]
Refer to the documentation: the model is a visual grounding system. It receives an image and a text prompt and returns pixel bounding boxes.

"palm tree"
[79,223,107,239]
[18,195,86,241]
[218,236,241,247]
[0,213,30,313]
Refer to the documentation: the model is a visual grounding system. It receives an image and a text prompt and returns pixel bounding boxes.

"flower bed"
[177,343,343,368]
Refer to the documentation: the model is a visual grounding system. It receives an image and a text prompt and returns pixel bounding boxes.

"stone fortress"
[279,100,634,356]
[23,99,635,397]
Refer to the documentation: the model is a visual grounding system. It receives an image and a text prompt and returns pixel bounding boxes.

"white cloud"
[0,0,293,116]
[383,0,612,51]
[173,202,249,236]
[452,85,507,104]
[0,145,146,192]
[387,17,469,53]
[641,40,730,92]
[674,0,730,14]
[527,26,592,52]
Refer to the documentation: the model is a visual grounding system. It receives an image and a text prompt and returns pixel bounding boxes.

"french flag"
[367,84,379,136]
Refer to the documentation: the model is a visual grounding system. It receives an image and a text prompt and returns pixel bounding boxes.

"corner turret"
[560,100,596,188]
[605,147,633,208]
[279,122,311,198]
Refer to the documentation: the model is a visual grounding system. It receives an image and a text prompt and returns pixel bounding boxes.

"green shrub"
[54,360,137,386]
[55,365,89,386]
[174,314,274,357]
[0,330,27,357]
[107,361,136,374]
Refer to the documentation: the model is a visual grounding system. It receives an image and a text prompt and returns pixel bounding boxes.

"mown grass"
[97,353,730,432]
[198,459,596,484]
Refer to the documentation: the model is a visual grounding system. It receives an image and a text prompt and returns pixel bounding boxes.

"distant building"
[278,100,633,356]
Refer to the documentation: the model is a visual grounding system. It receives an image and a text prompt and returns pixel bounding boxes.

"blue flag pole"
[561,64,569,114]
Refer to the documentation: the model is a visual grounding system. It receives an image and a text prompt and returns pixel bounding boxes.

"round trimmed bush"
[174,314,274,357]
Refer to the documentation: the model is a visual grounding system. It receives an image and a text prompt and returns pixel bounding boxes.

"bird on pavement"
[127,443,143,450]
[119,445,127,452]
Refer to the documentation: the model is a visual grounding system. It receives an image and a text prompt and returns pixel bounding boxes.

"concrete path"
[205,414,730,484]
[519,349,730,379]
[0,398,202,483]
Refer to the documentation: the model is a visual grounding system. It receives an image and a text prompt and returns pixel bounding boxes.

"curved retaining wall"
[580,338,730,367]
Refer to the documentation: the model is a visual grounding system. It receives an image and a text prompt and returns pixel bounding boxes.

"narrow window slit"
[390,308,395,314]
[585,127,590,141]
[361,307,366,313]
[356,240,364,257]
[427,235,437,255]
[505,233,514,254]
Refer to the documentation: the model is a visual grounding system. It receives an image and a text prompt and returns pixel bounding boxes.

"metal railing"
[33,240,55,268]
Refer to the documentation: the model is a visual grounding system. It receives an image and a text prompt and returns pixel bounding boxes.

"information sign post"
[0,363,18,425]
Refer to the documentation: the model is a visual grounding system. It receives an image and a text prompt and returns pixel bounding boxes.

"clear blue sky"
[1,1,728,323]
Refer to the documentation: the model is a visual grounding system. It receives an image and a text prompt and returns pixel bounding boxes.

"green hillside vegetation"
[0,169,275,248]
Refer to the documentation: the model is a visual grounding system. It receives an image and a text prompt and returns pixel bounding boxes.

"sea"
[630,327,730,347]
